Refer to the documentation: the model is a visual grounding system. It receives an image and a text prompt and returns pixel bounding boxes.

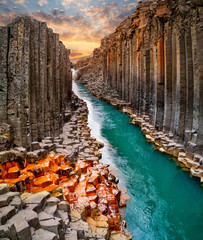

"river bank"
[72,80,203,240]
[0,91,132,240]
[74,71,203,187]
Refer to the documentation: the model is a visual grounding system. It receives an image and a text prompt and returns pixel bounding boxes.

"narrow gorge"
[0,0,203,240]
[76,0,203,179]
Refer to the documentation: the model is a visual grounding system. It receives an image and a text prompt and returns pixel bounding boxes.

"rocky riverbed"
[0,94,132,240]
[75,71,203,187]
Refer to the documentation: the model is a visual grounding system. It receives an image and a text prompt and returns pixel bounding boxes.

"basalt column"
[99,0,203,157]
[0,16,72,149]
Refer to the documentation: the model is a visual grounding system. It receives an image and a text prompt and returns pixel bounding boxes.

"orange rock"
[44,184,59,192]
[51,154,63,165]
[88,172,100,186]
[76,160,88,173]
[37,158,51,173]
[96,183,107,191]
[108,204,119,214]
[34,175,54,188]
[60,165,73,176]
[108,213,121,231]
[5,175,30,192]
[77,196,90,208]
[70,166,82,176]
[97,190,107,199]
[87,193,98,202]
[31,165,44,177]
[74,180,87,197]
[98,198,108,205]
[50,164,60,174]
[30,186,43,193]
[62,175,78,192]
[90,201,100,218]
[59,176,70,184]
[0,165,7,179]
[98,203,108,214]
[12,161,21,168]
[24,164,36,171]
[107,193,117,205]
[0,154,124,234]
[86,183,96,195]
[65,191,77,203]
[5,162,13,170]
[7,166,20,179]
[110,188,121,203]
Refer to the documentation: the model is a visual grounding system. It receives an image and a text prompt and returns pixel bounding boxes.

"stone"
[57,201,70,213]
[26,152,38,160]
[0,224,10,238]
[86,216,109,239]
[76,0,203,162]
[0,184,9,195]
[16,209,39,228]
[5,191,20,198]
[13,218,32,240]
[110,232,132,240]
[0,151,16,163]
[69,206,86,222]
[38,211,55,221]
[7,166,20,179]
[40,218,61,235]
[70,220,89,239]
[0,205,16,224]
[33,229,58,240]
[0,194,12,207]
[46,197,60,206]
[55,209,69,222]
[65,229,78,240]
[44,204,57,216]
[23,191,50,210]
[0,16,72,149]
[10,196,22,209]
[31,142,40,151]
[25,203,39,213]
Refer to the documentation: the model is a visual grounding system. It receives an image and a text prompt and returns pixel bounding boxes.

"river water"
[72,80,203,240]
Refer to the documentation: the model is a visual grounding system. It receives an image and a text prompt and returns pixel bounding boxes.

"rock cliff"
[0,16,72,150]
[76,0,203,158]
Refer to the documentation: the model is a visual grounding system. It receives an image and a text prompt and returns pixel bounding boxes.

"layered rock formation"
[0,97,132,240]
[76,0,203,157]
[0,16,72,150]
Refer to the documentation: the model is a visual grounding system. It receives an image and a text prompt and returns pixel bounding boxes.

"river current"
[72,80,203,240]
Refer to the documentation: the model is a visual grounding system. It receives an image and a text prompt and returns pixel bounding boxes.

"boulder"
[33,229,58,240]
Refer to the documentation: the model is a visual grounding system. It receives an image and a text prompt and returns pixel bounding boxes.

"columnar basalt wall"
[100,0,203,155]
[0,16,72,149]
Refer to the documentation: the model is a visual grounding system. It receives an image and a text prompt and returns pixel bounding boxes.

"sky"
[0,0,140,59]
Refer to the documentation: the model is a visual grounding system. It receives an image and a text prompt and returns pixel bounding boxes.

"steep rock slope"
[76,0,203,158]
[0,17,72,149]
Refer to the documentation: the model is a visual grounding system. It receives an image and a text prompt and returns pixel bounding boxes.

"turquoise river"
[73,81,203,240]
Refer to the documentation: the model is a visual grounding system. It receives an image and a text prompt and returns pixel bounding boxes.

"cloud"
[0,0,140,57]
[14,0,25,4]
[37,0,48,7]
[0,0,7,4]
[70,51,83,57]
[62,0,90,9]
[51,8,65,16]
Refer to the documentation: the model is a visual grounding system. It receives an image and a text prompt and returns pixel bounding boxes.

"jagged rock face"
[85,0,203,155]
[0,17,72,149]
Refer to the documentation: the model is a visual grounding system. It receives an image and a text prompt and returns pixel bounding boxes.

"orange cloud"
[0,1,139,57]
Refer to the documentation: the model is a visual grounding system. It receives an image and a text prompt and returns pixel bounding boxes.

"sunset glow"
[0,0,140,59]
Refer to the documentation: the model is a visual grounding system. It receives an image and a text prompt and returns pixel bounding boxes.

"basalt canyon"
[0,0,203,240]
[76,0,203,180]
